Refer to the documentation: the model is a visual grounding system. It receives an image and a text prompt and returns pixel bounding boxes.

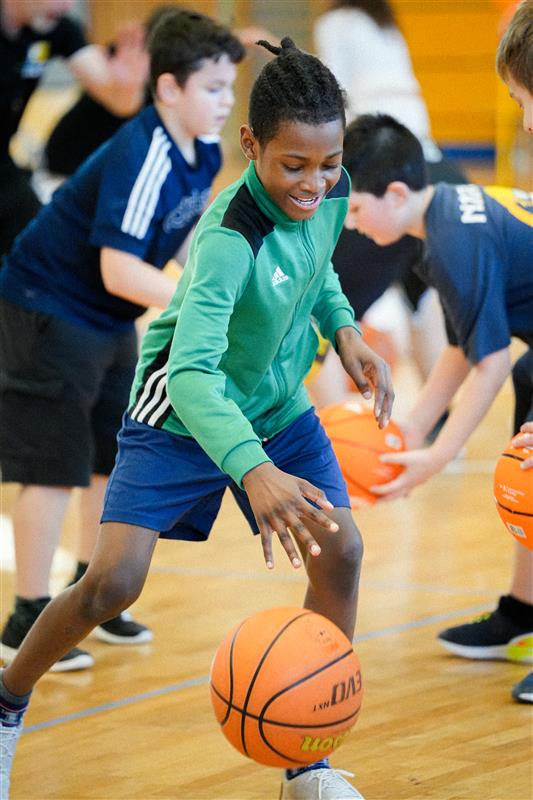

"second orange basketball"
[318,401,405,508]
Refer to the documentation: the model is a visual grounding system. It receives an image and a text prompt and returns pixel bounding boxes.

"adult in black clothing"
[45,6,177,178]
[0,0,148,256]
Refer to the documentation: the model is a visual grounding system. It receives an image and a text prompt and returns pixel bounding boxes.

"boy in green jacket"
[0,37,393,800]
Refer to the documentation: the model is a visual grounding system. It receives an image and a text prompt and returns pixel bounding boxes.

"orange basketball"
[209,607,363,768]
[318,401,405,508]
[493,442,533,550]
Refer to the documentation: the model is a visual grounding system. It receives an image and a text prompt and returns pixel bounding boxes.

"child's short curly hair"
[249,37,346,144]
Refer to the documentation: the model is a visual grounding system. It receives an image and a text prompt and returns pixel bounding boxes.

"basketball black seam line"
[219,620,245,726]
[239,611,312,755]
[500,452,525,463]
[210,682,362,729]
[257,649,360,761]
[495,501,533,518]
[253,706,362,766]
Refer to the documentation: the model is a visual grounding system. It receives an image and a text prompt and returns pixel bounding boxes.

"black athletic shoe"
[438,597,533,663]
[512,671,533,704]
[0,596,94,672]
[93,611,153,645]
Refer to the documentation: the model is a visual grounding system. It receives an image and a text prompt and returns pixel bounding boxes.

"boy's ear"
[156,73,180,104]
[386,181,410,206]
[240,124,258,161]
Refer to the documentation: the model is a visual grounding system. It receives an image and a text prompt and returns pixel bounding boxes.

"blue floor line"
[21,601,492,736]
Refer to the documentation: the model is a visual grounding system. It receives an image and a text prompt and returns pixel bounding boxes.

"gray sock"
[0,668,32,708]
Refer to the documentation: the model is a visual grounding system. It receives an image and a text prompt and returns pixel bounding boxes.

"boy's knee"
[76,570,143,623]
[338,525,364,571]
[318,518,364,589]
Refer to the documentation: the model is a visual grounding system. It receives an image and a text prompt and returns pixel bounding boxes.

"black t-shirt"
[0,15,87,161]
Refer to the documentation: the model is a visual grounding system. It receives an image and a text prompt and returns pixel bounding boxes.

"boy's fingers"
[371,475,408,496]
[521,456,533,470]
[297,479,333,510]
[513,432,533,447]
[379,452,407,465]
[259,522,275,569]
[299,502,339,532]
[284,513,322,557]
[276,529,303,568]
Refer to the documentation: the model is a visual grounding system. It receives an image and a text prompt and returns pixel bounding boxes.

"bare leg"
[300,507,363,640]
[510,543,533,605]
[76,474,108,564]
[3,522,159,696]
[12,485,71,598]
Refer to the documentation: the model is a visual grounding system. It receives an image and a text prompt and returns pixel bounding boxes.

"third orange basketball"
[493,442,533,550]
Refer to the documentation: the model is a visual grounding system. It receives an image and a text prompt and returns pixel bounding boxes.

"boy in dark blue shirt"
[341,111,533,698]
[0,8,244,671]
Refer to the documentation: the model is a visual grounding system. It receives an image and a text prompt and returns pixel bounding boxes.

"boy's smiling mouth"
[289,193,323,210]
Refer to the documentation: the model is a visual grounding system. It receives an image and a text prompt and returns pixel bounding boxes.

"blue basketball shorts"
[102,408,350,541]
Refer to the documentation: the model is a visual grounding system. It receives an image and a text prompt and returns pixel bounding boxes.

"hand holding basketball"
[512,422,533,470]
[318,402,406,507]
[493,439,533,550]
[373,446,447,500]
[242,462,339,570]
[336,327,394,428]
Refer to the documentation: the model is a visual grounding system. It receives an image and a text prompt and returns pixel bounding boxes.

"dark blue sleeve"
[430,231,511,364]
[49,17,87,59]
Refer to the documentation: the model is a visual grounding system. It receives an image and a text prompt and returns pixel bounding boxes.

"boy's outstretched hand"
[336,326,394,428]
[242,462,339,569]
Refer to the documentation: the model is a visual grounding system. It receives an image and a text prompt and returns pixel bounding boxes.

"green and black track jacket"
[129,161,359,486]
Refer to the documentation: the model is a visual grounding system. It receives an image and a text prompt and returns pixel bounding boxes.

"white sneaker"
[0,719,23,800]
[279,768,365,799]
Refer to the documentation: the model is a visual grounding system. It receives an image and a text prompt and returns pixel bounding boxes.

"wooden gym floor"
[1,350,532,800]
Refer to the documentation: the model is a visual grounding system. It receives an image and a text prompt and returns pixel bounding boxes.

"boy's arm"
[100,248,177,309]
[374,346,511,499]
[400,344,472,446]
[312,264,394,426]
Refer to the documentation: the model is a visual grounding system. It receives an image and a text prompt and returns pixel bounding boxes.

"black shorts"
[0,298,137,486]
[512,348,533,434]
[0,161,41,259]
